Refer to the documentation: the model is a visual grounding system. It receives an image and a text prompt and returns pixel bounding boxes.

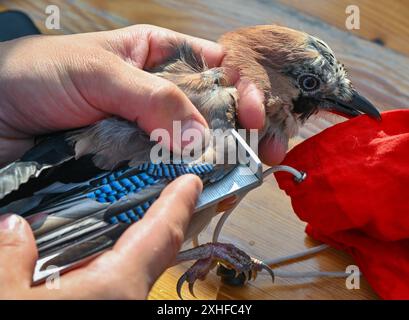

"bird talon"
[176,272,199,300]
[176,273,188,300]
[259,261,275,282]
[176,257,214,299]
[188,281,196,298]
[175,243,274,298]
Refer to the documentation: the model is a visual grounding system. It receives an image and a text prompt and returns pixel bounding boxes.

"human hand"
[0,174,202,299]
[0,24,283,165]
[0,24,283,299]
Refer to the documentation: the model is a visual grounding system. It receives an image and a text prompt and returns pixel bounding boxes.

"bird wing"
[0,42,242,281]
[24,162,217,282]
[0,133,76,201]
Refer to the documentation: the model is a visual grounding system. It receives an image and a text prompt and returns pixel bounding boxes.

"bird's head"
[284,33,381,122]
[220,25,381,143]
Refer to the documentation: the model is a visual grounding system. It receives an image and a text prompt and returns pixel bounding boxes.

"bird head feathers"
[219,24,379,146]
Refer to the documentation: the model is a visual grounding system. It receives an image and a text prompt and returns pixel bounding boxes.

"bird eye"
[298,74,321,93]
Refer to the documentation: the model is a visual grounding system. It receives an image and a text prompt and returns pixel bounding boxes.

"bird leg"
[175,242,274,299]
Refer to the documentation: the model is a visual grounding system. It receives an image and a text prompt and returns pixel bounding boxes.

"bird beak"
[324,91,381,120]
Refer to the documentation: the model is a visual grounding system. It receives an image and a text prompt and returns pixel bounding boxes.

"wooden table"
[1,0,409,300]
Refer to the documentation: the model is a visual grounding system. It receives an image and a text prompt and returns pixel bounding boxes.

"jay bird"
[0,25,380,298]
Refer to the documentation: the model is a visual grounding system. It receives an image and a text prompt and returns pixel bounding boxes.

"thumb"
[37,175,203,299]
[90,56,209,151]
[0,214,38,291]
[107,175,202,290]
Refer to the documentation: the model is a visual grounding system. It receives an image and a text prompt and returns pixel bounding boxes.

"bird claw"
[256,260,275,281]
[177,273,196,299]
[176,242,274,299]
[177,257,215,299]
[217,259,275,286]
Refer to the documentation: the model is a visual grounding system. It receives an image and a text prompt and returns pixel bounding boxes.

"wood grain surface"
[279,0,409,56]
[1,0,408,300]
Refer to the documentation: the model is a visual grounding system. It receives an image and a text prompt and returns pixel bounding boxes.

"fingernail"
[0,214,22,231]
[244,83,264,111]
[237,80,265,130]
[181,174,203,197]
[179,119,210,150]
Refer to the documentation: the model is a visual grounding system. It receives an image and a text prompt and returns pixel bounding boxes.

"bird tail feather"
[0,133,76,201]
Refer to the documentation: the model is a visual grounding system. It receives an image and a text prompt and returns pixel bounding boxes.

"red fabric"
[274,110,409,299]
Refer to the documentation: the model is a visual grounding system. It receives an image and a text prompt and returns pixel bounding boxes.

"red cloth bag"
[275,110,409,299]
